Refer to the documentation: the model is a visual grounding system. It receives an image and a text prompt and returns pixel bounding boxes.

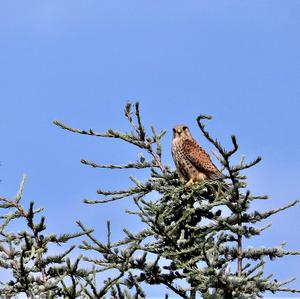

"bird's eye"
[183,126,187,130]
[173,128,176,133]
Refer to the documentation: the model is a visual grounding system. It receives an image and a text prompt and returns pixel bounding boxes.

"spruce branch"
[54,101,169,177]
[81,158,153,170]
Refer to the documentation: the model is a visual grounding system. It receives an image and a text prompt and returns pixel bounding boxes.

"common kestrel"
[171,124,224,188]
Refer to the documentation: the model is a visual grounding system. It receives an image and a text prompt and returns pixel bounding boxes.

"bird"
[171,124,225,189]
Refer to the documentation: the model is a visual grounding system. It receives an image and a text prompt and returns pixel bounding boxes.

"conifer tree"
[54,102,300,298]
[0,175,92,298]
[1,103,298,298]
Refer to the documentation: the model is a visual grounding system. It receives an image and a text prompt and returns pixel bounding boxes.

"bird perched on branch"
[172,125,226,190]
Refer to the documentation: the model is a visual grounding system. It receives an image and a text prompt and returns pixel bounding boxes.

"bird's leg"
[185,178,195,188]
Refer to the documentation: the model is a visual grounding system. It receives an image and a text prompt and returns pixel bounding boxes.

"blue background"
[0,1,299,297]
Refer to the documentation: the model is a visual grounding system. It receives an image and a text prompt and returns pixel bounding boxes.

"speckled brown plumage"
[172,124,223,186]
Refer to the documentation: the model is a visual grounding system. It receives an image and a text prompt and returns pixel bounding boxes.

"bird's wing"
[183,138,223,178]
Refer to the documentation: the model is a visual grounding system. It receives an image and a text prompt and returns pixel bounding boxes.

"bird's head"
[173,125,192,139]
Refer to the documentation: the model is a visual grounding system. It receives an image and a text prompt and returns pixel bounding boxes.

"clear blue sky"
[0,1,300,297]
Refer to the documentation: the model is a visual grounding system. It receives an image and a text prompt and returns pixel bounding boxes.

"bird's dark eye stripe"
[183,126,187,130]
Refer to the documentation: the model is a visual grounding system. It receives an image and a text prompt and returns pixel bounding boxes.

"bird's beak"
[177,129,182,134]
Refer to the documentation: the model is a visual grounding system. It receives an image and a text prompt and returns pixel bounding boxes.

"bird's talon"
[185,179,194,188]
